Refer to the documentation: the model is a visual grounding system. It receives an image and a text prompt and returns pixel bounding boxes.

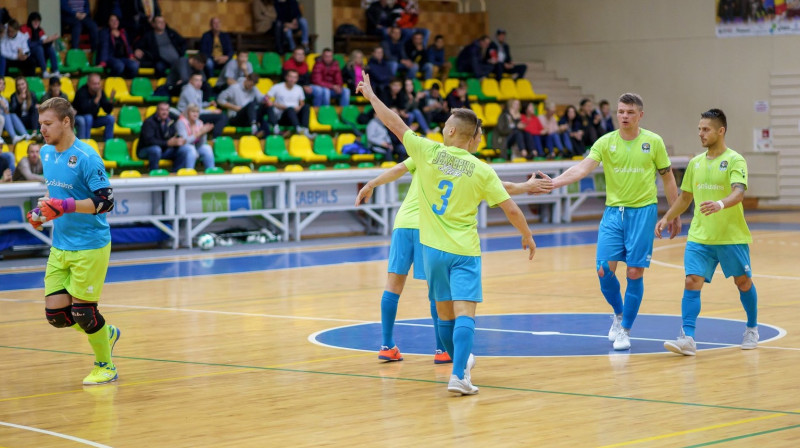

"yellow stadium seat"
[238,136,278,164]
[306,53,318,71]
[177,168,197,176]
[60,77,75,102]
[477,134,487,151]
[155,78,166,87]
[144,106,157,119]
[426,132,444,143]
[208,77,218,86]
[285,164,304,172]
[470,103,486,123]
[516,79,547,102]
[289,135,327,162]
[351,153,375,162]
[81,139,117,169]
[256,78,273,94]
[497,78,518,101]
[138,67,156,76]
[380,161,397,168]
[2,77,13,97]
[483,103,502,127]
[512,157,528,163]
[120,170,141,178]
[104,77,141,104]
[479,149,499,157]
[309,107,332,132]
[335,133,356,154]
[481,78,500,99]
[231,165,252,174]
[423,79,442,91]
[443,78,460,96]
[13,140,31,162]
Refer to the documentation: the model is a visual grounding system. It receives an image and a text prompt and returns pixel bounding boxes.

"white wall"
[486,0,800,158]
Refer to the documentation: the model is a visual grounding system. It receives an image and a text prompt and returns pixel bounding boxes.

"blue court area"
[312,313,785,356]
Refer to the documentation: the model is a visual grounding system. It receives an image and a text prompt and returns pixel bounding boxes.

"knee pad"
[46,306,75,328]
[71,303,106,334]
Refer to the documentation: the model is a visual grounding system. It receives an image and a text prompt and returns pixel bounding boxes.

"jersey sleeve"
[730,154,748,189]
[402,130,438,161]
[403,157,416,174]
[680,159,695,193]
[483,169,511,207]
[653,136,671,170]
[85,155,111,192]
[587,136,605,163]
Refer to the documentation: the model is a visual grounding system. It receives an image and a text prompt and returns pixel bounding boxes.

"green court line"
[684,423,800,447]
[3,343,800,418]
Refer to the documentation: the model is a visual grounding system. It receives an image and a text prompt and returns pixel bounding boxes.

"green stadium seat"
[104,138,145,168]
[333,162,351,169]
[77,75,88,89]
[265,135,302,163]
[62,49,103,74]
[118,106,143,133]
[313,135,350,161]
[214,136,252,164]
[340,105,367,131]
[309,163,326,170]
[467,78,491,101]
[205,167,225,174]
[448,56,470,78]
[333,53,346,69]
[412,78,422,93]
[261,52,282,76]
[258,164,277,172]
[149,169,170,176]
[131,77,169,103]
[26,77,45,99]
[248,52,264,74]
[317,105,351,132]
[357,162,375,168]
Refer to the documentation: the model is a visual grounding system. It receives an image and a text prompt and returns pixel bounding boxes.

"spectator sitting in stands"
[42,76,68,101]
[557,105,585,157]
[253,0,278,34]
[177,73,227,138]
[487,29,527,80]
[366,46,393,97]
[598,99,615,134]
[134,15,186,77]
[0,77,32,144]
[73,73,115,141]
[578,98,603,148]
[138,102,193,171]
[97,14,140,78]
[60,0,98,51]
[10,77,39,138]
[1,20,36,76]
[401,78,430,133]
[310,48,350,106]
[538,102,570,159]
[12,142,43,182]
[21,12,61,79]
[342,49,364,98]
[445,79,470,111]
[419,84,448,126]
[456,35,493,79]
[382,26,418,80]
[216,50,253,92]
[519,101,545,158]
[157,53,210,99]
[176,103,215,171]
[366,0,397,39]
[0,152,11,182]
[275,0,309,53]
[426,34,450,81]
[404,31,432,80]
[217,73,277,137]
[282,47,319,103]
[494,99,534,160]
[267,69,313,138]
[121,0,160,42]
[199,17,234,76]
[395,0,430,45]
[366,111,406,160]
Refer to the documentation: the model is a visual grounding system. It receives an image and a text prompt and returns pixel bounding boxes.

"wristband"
[716,200,725,210]
[63,197,77,213]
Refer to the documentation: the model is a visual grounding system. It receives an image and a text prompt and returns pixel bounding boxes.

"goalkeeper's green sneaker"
[83,362,118,385]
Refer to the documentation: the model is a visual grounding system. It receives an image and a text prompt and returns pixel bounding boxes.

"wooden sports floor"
[1,211,799,447]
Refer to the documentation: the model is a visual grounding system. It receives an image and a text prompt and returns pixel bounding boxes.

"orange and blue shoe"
[434,349,452,364]
[378,345,403,361]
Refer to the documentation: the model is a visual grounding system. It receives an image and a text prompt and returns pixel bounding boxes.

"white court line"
[0,421,112,448]
[649,259,800,281]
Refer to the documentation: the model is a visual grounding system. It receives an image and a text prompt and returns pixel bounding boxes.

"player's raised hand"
[40,197,77,221]
[27,208,44,231]
[522,234,536,260]
[355,70,376,101]
[355,183,374,206]
[526,171,553,194]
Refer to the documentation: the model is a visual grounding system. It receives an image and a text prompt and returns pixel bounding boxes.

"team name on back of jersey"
[432,150,475,177]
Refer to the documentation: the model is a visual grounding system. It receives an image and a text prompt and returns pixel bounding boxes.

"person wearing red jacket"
[310,48,350,106]
[519,102,545,158]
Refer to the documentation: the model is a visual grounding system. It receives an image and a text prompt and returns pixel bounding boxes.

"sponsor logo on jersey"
[45,179,74,189]
[610,144,617,152]
[67,155,77,168]
[44,153,49,162]
[719,160,728,171]
[612,167,645,174]
[695,182,724,191]
[641,142,650,153]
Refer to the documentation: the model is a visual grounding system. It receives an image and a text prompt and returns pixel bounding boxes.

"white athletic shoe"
[464,353,475,382]
[742,327,759,350]
[608,314,623,342]
[613,330,631,351]
[664,330,696,356]
[447,374,479,395]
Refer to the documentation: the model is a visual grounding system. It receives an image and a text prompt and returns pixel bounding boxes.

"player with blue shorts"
[552,93,681,351]
[28,97,120,385]
[657,109,758,355]
[357,71,539,395]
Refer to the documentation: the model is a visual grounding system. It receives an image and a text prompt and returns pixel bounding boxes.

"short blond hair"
[38,97,76,127]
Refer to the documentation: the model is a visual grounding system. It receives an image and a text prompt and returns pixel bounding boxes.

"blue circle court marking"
[309,313,786,357]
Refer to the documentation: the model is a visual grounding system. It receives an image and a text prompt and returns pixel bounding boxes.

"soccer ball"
[197,233,215,250]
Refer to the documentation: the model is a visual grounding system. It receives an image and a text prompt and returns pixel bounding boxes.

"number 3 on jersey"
[432,180,454,215]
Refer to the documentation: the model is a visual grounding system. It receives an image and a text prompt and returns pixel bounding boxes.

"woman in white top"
[175,103,216,171]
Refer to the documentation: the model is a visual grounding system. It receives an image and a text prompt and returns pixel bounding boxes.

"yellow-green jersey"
[588,128,671,207]
[402,130,510,257]
[682,148,752,245]
[393,158,420,230]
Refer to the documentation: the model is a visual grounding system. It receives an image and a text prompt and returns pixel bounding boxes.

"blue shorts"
[387,228,426,280]
[684,241,752,283]
[596,204,658,268]
[422,245,482,302]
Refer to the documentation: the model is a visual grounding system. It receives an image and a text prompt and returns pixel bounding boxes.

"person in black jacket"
[121,0,161,42]
[365,0,396,38]
[274,0,308,52]
[199,17,233,76]
[154,53,211,99]
[134,16,186,77]
[487,29,526,80]
[73,73,115,141]
[456,36,493,79]
[9,77,39,133]
[137,102,192,171]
